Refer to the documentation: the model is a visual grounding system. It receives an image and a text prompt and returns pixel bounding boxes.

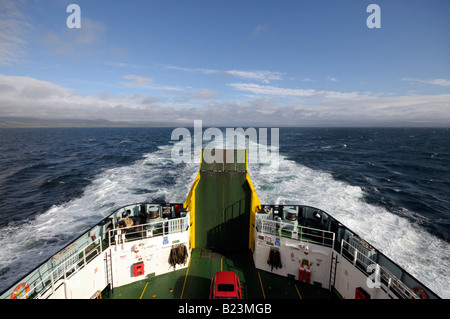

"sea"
[0,127,449,298]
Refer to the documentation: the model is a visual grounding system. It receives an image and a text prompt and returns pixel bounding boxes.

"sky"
[0,0,449,127]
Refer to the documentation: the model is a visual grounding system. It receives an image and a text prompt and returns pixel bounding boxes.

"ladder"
[104,250,114,292]
[329,252,338,291]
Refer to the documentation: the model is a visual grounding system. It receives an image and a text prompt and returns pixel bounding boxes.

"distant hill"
[0,117,179,128]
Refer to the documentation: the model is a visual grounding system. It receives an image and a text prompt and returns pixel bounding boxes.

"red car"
[209,271,242,299]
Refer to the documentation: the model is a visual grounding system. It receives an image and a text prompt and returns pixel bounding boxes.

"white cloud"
[225,70,283,83]
[228,82,361,99]
[188,89,217,99]
[164,65,219,74]
[402,78,450,87]
[122,75,154,87]
[326,76,338,82]
[0,74,157,121]
[106,61,142,69]
[165,64,283,84]
[229,82,314,97]
[251,24,269,37]
[43,17,107,56]
[0,0,33,65]
[1,74,449,127]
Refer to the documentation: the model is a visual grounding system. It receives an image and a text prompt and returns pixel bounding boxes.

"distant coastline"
[1,117,449,128]
[0,117,179,128]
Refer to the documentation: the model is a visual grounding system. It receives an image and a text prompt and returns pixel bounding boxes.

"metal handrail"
[31,236,103,299]
[108,215,190,246]
[256,218,335,248]
[340,239,420,299]
[3,214,190,299]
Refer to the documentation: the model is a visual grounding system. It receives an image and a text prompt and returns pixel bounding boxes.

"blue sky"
[1,0,449,126]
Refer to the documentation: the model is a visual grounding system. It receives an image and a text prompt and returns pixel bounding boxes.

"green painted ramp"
[194,149,251,252]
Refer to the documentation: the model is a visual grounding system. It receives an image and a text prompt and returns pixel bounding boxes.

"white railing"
[8,236,105,299]
[256,217,335,249]
[340,239,420,299]
[109,215,190,246]
[2,214,190,299]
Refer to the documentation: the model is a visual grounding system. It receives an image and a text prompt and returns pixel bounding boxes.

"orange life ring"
[412,286,429,299]
[11,283,30,299]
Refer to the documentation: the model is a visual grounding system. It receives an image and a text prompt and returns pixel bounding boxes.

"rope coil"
[267,248,282,271]
[169,244,188,269]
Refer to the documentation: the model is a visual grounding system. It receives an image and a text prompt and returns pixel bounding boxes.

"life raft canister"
[412,286,429,299]
[11,283,30,299]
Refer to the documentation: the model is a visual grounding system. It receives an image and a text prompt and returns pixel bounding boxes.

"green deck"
[194,149,250,252]
[102,248,333,299]
[101,150,332,299]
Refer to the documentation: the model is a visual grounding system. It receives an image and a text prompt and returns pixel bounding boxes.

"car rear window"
[218,284,235,292]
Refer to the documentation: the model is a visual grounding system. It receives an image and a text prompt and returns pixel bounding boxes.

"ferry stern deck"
[102,248,334,299]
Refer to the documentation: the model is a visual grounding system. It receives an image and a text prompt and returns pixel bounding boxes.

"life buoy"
[412,286,429,299]
[11,283,30,299]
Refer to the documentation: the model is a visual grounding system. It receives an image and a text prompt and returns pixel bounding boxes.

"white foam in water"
[0,145,199,292]
[1,136,449,298]
[191,134,449,298]
[248,152,450,299]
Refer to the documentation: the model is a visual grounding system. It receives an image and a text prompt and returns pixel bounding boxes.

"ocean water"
[0,127,449,298]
